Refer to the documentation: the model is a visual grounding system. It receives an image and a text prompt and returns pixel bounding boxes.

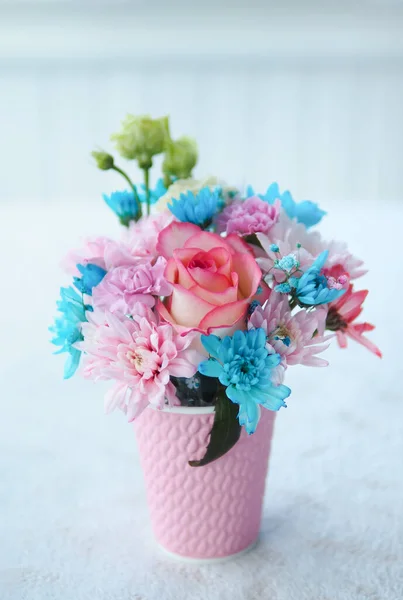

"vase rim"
[149,404,215,415]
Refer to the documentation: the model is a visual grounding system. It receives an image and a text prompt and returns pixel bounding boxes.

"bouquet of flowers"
[50,114,381,467]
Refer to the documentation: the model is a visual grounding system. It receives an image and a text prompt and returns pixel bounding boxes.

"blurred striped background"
[1,0,403,208]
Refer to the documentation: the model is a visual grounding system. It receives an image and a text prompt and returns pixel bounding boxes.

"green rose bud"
[162,136,198,180]
[91,150,114,170]
[110,114,170,168]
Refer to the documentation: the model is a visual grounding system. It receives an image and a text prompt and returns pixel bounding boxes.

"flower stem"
[144,168,151,216]
[112,165,142,219]
[289,296,298,310]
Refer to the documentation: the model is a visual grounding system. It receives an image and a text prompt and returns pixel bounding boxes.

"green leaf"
[189,388,241,467]
[244,233,263,249]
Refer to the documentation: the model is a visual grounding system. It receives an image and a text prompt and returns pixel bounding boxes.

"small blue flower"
[247,182,326,228]
[274,282,292,294]
[269,244,280,253]
[277,253,299,272]
[73,263,106,296]
[49,286,88,379]
[103,190,139,225]
[198,329,291,434]
[138,178,167,205]
[168,187,220,227]
[295,250,346,306]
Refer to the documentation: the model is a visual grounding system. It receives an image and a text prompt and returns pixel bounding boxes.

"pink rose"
[156,222,269,335]
[92,257,172,315]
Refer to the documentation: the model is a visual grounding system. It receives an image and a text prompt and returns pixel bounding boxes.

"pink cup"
[134,405,276,561]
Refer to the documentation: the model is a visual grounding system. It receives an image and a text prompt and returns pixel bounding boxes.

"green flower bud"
[110,114,170,166]
[91,150,114,170]
[162,136,198,180]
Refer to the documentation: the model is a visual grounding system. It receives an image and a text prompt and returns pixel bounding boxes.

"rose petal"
[204,247,232,268]
[184,231,233,253]
[199,299,248,331]
[190,282,238,305]
[156,300,204,338]
[206,312,247,339]
[174,254,198,289]
[225,234,254,255]
[173,247,201,266]
[157,222,201,258]
[169,284,215,327]
[190,268,231,292]
[197,247,232,278]
[164,258,179,284]
[230,253,262,298]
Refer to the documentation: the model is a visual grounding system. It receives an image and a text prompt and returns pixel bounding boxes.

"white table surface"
[0,201,400,600]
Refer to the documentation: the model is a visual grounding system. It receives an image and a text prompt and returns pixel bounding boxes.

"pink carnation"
[104,213,174,269]
[121,212,174,260]
[216,196,280,236]
[61,236,112,276]
[92,257,172,315]
[248,292,330,383]
[63,213,174,275]
[78,306,201,420]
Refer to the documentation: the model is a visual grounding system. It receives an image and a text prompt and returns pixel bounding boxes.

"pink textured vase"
[134,405,276,561]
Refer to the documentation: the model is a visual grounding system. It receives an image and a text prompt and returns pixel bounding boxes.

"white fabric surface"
[0,202,400,600]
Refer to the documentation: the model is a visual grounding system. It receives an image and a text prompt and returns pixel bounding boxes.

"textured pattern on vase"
[134,407,276,559]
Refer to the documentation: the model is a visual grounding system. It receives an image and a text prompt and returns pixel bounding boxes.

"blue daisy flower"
[247,182,326,228]
[73,263,106,296]
[49,286,89,379]
[103,190,139,225]
[198,329,291,434]
[168,187,220,227]
[138,178,167,205]
[295,250,346,306]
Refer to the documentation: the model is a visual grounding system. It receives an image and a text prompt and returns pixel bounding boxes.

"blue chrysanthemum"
[49,286,88,379]
[103,190,139,225]
[168,187,220,227]
[295,250,346,305]
[73,263,106,296]
[138,178,167,205]
[247,182,326,228]
[198,329,291,434]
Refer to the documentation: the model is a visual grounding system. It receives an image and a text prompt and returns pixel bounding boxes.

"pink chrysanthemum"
[61,236,113,276]
[92,257,172,315]
[248,292,330,383]
[257,213,322,277]
[257,213,365,282]
[216,196,281,236]
[326,285,381,357]
[78,306,201,420]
